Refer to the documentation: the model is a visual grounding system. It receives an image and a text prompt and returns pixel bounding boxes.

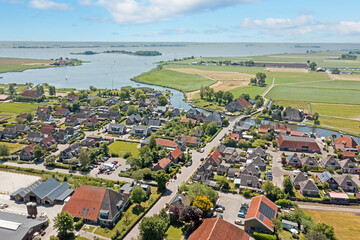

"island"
[71,50,162,56]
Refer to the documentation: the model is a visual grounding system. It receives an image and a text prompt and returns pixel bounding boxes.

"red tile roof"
[229,133,240,141]
[290,131,304,137]
[277,135,321,153]
[180,118,197,124]
[55,108,68,115]
[62,185,106,221]
[157,157,171,169]
[41,125,54,135]
[156,138,178,149]
[207,149,222,165]
[334,136,358,149]
[41,135,57,148]
[171,147,182,160]
[189,218,250,240]
[37,106,51,114]
[245,195,278,232]
[21,89,41,98]
[236,97,252,109]
[182,136,198,144]
[342,151,356,158]
[258,124,269,133]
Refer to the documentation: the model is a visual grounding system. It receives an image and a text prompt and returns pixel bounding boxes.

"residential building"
[130,126,150,137]
[328,192,349,204]
[19,143,36,161]
[226,97,252,112]
[27,132,44,143]
[21,89,42,99]
[290,171,308,188]
[126,114,141,125]
[204,111,223,127]
[60,143,79,162]
[40,135,57,150]
[153,157,172,172]
[169,193,191,209]
[321,156,341,170]
[333,135,358,150]
[234,174,262,189]
[36,106,52,115]
[65,116,79,126]
[15,124,30,133]
[169,147,182,163]
[55,108,70,117]
[206,149,222,166]
[181,136,200,147]
[335,175,358,192]
[339,159,358,174]
[3,125,18,139]
[299,180,320,197]
[107,123,127,135]
[283,108,305,122]
[277,135,321,153]
[83,116,99,127]
[244,195,278,234]
[318,172,339,190]
[40,125,55,136]
[37,113,54,124]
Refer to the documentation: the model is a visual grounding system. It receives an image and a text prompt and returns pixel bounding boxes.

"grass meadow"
[108,140,140,158]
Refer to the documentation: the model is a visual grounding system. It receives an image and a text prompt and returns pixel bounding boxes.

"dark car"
[214,204,225,210]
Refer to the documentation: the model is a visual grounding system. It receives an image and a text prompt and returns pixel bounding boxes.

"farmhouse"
[21,89,42,99]
[277,135,321,153]
[226,97,252,112]
[244,195,278,234]
[62,185,130,226]
[283,108,305,122]
[333,135,358,150]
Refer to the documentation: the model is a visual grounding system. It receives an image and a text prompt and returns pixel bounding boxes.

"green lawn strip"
[108,140,140,158]
[266,85,360,105]
[291,80,360,90]
[0,64,52,74]
[272,100,309,112]
[165,222,186,240]
[132,68,216,92]
[310,103,360,119]
[0,102,42,117]
[94,187,161,239]
[0,142,27,154]
[278,230,306,240]
[229,84,269,99]
[319,117,360,136]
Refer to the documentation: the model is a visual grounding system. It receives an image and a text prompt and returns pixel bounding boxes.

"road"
[123,116,240,240]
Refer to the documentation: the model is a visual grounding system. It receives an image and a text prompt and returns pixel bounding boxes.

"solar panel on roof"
[259,202,275,220]
[85,209,89,217]
[81,208,85,216]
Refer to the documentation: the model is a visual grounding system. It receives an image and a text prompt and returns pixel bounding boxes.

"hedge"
[74,218,84,230]
[253,232,276,240]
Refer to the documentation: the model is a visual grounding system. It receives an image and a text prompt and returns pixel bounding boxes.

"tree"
[262,180,274,195]
[331,68,340,74]
[179,206,203,225]
[169,205,180,222]
[155,170,170,192]
[200,86,204,99]
[241,188,251,197]
[302,164,308,172]
[187,182,218,203]
[322,182,329,190]
[256,72,267,87]
[283,176,294,196]
[139,214,169,240]
[0,144,10,159]
[119,90,128,100]
[33,144,44,160]
[127,105,138,116]
[110,104,119,111]
[78,148,90,168]
[192,195,213,212]
[131,186,146,206]
[241,93,250,101]
[309,62,317,71]
[149,136,157,150]
[36,85,44,95]
[310,223,336,240]
[134,89,144,99]
[306,231,328,240]
[158,95,168,106]
[250,78,257,85]
[9,84,16,98]
[222,91,234,104]
[205,122,218,135]
[139,93,146,100]
[90,96,103,107]
[26,113,33,122]
[49,85,56,96]
[255,117,262,125]
[53,211,74,237]
[214,91,223,102]
[132,170,144,183]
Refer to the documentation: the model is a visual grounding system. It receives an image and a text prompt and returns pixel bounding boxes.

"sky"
[1,0,360,42]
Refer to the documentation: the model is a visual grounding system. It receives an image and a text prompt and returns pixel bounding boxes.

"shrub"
[123,152,132,159]
[241,188,251,198]
[74,218,84,231]
[335,169,343,174]
[253,232,276,240]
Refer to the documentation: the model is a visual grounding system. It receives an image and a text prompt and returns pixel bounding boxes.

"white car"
[277,158,281,163]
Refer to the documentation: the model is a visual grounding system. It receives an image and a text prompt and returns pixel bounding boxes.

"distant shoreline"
[71,50,162,56]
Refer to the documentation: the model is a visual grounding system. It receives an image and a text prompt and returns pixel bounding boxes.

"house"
[40,135,57,150]
[36,106,52,115]
[0,211,48,240]
[206,149,222,166]
[62,185,130,226]
[181,136,200,147]
[180,118,197,125]
[328,192,349,204]
[169,193,191,209]
[339,159,358,174]
[244,195,278,234]
[119,183,135,196]
[107,123,127,135]
[258,124,269,133]
[76,112,90,123]
[234,174,262,189]
[37,113,54,124]
[10,177,73,205]
[282,219,298,231]
[108,110,120,119]
[333,135,358,150]
[27,132,44,143]
[148,119,161,127]
[60,143,80,162]
[19,143,36,161]
[192,129,204,138]
[241,162,260,178]
[290,171,308,188]
[54,130,69,144]
[153,157,172,172]
[41,125,55,136]
[222,147,238,163]
[65,116,79,126]
[55,108,70,117]
[299,180,320,197]
[172,108,181,117]
[65,94,79,103]
[3,125,18,139]
[228,168,240,178]
[126,114,141,125]
[186,108,201,119]
[0,94,9,101]
[342,151,356,160]
[248,147,267,159]
[204,111,223,127]
[335,175,358,192]
[130,126,150,137]
[83,116,99,127]
[105,97,118,106]
[301,156,318,170]
[318,172,339,190]
[170,147,182,163]
[226,97,252,112]
[283,108,305,122]
[192,161,213,183]
[249,156,266,171]
[229,133,240,141]
[286,154,302,168]
[277,135,321,153]
[16,124,30,133]
[321,156,341,170]
[21,89,42,99]
[189,218,250,240]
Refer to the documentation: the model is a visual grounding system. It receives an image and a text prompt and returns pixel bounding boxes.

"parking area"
[0,171,40,195]
[216,192,251,228]
[89,157,131,178]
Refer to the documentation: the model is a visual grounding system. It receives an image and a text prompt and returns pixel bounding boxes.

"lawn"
[304,210,360,240]
[0,142,26,154]
[108,140,140,157]
[94,187,161,239]
[0,64,52,74]
[132,68,216,92]
[294,79,360,90]
[310,103,360,119]
[165,222,185,240]
[0,102,42,117]
[273,100,309,113]
[319,117,360,136]
[266,85,360,105]
[278,230,306,240]
[230,84,270,99]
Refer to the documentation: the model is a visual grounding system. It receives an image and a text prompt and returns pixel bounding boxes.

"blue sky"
[1,0,360,42]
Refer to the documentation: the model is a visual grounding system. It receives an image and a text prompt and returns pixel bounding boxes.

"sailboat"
[65,74,68,80]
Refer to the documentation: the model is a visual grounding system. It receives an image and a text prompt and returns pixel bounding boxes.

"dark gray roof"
[47,182,72,201]
[99,189,129,221]
[10,180,42,198]
[281,135,318,143]
[32,177,60,199]
[0,211,48,240]
[299,180,319,192]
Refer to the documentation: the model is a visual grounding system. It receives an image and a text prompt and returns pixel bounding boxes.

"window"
[259,213,265,221]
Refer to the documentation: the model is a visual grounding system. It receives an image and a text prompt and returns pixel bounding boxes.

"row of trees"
[249,72,266,87]
[199,86,234,104]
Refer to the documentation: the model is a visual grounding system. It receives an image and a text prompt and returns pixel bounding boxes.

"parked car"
[215,208,224,213]
[241,203,249,209]
[214,204,225,210]
[234,219,244,226]
[238,210,246,218]
[277,158,281,163]
[187,161,192,166]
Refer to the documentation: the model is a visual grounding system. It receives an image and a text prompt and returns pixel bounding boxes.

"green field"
[319,117,360,135]
[0,102,42,120]
[132,68,216,92]
[0,64,51,74]
[230,84,270,98]
[108,140,140,157]
[0,142,26,154]
[165,222,185,240]
[273,100,309,112]
[310,103,360,119]
[305,210,360,240]
[266,85,360,105]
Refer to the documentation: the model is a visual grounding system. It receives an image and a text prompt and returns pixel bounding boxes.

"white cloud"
[78,0,261,24]
[29,0,73,10]
[241,16,360,37]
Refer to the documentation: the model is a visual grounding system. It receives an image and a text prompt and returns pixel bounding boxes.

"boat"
[0,76,3,79]
[288,122,295,125]
[297,123,306,126]
[65,74,68,80]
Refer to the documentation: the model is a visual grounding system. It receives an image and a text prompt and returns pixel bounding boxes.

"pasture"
[310,103,360,119]
[108,140,140,158]
[0,102,41,118]
[0,142,27,154]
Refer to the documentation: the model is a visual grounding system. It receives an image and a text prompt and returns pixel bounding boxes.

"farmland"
[310,103,360,119]
[0,102,42,120]
[305,210,360,240]
[0,57,54,73]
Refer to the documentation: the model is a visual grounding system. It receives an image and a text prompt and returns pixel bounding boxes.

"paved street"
[123,116,240,240]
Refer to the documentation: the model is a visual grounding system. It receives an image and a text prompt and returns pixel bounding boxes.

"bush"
[74,218,84,230]
[123,152,132,159]
[253,232,276,240]
[241,188,251,198]
[111,152,119,157]
[335,169,343,174]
